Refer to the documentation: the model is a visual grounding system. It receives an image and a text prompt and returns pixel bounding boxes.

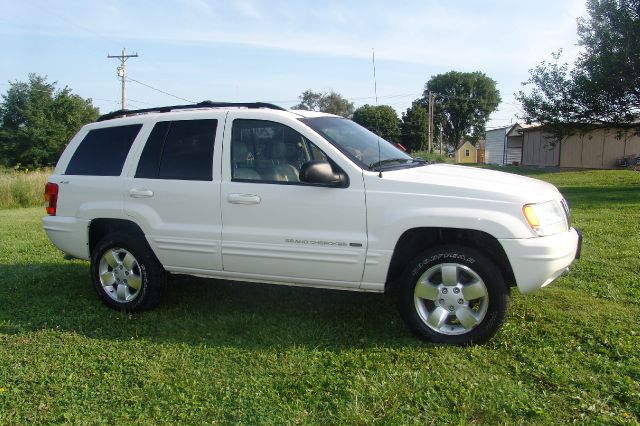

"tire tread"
[396,244,509,345]
[90,232,166,312]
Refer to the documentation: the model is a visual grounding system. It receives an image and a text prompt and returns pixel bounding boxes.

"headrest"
[271,140,286,159]
[233,140,250,163]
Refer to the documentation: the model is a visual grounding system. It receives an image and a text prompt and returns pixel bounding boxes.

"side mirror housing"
[299,160,347,187]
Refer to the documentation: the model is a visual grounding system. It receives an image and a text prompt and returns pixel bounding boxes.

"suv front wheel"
[396,245,509,345]
[90,232,166,312]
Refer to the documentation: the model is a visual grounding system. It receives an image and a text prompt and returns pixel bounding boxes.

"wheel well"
[88,219,147,256]
[385,227,516,293]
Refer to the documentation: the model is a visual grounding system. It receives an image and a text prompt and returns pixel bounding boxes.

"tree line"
[1,0,637,167]
[0,72,501,168]
[292,0,640,148]
[0,74,99,168]
[291,71,501,153]
[517,0,640,142]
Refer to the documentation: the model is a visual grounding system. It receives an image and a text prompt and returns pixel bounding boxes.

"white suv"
[43,101,581,344]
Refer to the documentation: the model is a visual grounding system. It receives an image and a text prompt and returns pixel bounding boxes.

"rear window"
[65,124,142,176]
[135,119,217,181]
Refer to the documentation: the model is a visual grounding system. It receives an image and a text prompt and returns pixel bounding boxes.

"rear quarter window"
[65,124,142,176]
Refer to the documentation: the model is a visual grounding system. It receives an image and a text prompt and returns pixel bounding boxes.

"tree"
[401,101,429,151]
[291,89,355,118]
[0,74,99,167]
[352,104,401,143]
[425,71,501,147]
[517,0,640,141]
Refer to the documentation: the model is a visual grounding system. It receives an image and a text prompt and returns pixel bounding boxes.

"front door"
[220,113,367,287]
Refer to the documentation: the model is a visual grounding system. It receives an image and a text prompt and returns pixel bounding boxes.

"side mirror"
[299,160,346,187]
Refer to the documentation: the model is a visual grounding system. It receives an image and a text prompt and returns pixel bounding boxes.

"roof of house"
[507,122,540,135]
[455,140,471,150]
[456,140,484,150]
[517,120,640,133]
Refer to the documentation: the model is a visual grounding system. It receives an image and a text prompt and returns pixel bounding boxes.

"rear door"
[124,112,225,271]
[220,111,367,287]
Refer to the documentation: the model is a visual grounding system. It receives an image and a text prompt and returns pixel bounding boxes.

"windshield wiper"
[369,158,412,170]
[369,157,426,170]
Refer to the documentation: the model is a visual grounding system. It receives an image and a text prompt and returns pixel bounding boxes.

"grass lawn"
[0,169,638,424]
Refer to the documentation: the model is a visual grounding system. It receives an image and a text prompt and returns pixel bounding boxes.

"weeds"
[0,167,51,209]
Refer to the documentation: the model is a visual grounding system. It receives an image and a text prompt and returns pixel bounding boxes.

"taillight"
[44,182,59,215]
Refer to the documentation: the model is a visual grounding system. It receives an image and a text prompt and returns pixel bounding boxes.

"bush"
[410,150,454,164]
[0,167,51,209]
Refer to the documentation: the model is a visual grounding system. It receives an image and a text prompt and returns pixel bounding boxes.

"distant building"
[477,139,486,164]
[485,123,530,166]
[455,140,478,164]
[520,125,640,169]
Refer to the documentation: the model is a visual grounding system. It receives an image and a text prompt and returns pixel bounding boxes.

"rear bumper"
[499,227,581,294]
[42,216,90,260]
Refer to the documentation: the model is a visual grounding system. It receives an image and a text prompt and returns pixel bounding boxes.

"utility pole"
[427,91,431,152]
[108,48,138,110]
[439,118,444,155]
[427,91,435,152]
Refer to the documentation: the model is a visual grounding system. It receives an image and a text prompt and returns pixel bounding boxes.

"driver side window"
[231,119,327,183]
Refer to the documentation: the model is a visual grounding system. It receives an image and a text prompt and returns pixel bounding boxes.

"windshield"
[300,117,417,171]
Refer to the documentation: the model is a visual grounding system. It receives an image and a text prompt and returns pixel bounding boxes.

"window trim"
[135,119,217,181]
[230,119,349,188]
[65,124,142,177]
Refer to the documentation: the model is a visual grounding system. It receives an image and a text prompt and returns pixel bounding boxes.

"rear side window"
[66,124,142,176]
[135,119,217,181]
[135,122,169,179]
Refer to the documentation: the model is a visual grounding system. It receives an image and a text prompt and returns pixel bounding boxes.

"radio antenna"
[372,48,378,105]
[372,48,382,178]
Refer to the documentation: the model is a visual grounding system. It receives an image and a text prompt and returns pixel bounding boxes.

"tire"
[90,232,166,312]
[396,245,509,345]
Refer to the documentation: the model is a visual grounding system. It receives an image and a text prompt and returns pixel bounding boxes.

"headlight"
[522,200,568,236]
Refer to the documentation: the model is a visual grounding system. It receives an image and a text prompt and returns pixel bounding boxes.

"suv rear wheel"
[91,232,166,312]
[396,245,509,345]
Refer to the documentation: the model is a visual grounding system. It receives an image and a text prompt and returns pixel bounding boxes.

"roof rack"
[97,101,287,121]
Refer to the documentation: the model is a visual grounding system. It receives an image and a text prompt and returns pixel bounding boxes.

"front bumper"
[499,227,581,294]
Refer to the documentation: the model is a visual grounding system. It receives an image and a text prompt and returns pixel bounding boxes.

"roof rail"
[97,101,287,121]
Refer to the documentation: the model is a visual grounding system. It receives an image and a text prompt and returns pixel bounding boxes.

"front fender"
[367,205,533,251]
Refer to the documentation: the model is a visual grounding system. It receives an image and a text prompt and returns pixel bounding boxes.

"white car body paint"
[43,108,580,297]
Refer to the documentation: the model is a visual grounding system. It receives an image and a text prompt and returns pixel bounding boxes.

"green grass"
[0,168,51,209]
[0,170,639,424]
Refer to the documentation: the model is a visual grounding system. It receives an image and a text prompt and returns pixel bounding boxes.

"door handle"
[129,188,154,198]
[228,193,261,205]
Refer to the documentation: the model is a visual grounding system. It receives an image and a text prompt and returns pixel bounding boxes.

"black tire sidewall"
[90,232,165,312]
[396,245,509,345]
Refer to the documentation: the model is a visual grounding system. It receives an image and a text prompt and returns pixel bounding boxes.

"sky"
[0,0,587,129]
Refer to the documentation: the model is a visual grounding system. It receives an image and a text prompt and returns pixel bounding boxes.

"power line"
[267,91,423,105]
[0,80,520,125]
[126,77,194,103]
[0,85,156,107]
[127,98,156,106]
